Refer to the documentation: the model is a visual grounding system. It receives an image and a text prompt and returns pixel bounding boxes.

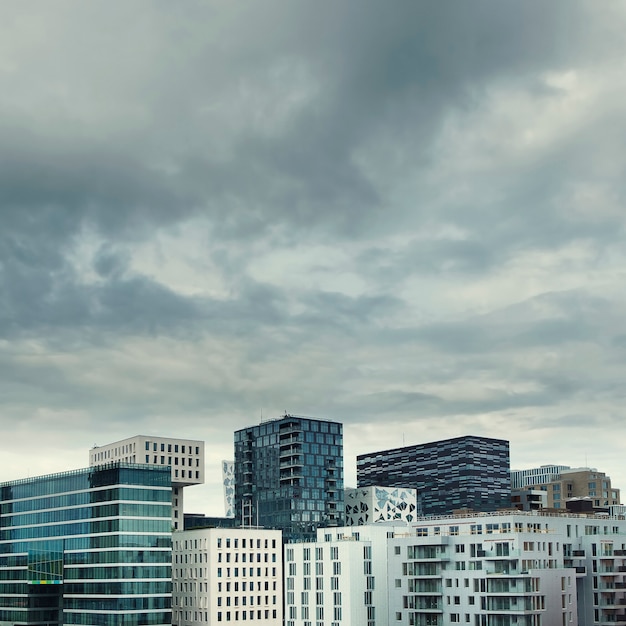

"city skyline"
[2,2,626,516]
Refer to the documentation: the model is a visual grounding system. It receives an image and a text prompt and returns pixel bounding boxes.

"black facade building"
[357,435,511,516]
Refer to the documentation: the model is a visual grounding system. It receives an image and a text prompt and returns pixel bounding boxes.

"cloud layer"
[1,1,626,512]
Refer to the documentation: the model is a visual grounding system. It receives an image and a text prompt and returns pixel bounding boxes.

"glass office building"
[0,462,172,626]
[357,435,512,516]
[234,414,343,542]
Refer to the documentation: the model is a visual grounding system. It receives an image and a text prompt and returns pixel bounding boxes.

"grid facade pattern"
[510,465,570,490]
[0,463,172,626]
[356,435,511,516]
[90,435,204,530]
[172,527,282,626]
[234,415,343,542]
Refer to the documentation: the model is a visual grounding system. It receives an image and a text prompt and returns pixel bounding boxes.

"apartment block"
[90,435,205,529]
[511,466,621,510]
[285,511,626,625]
[0,462,172,626]
[284,514,580,626]
[234,414,343,541]
[172,527,283,626]
[357,435,511,516]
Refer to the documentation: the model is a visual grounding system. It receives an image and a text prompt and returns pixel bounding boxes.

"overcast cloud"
[1,1,626,513]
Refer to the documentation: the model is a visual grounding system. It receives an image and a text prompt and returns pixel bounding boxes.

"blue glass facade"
[0,463,172,626]
[234,415,343,542]
[357,435,512,516]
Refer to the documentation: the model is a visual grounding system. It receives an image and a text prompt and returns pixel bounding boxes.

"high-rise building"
[90,435,205,529]
[357,435,511,516]
[234,414,343,541]
[172,527,283,626]
[0,462,172,626]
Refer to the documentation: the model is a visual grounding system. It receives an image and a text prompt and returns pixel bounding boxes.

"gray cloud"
[1,1,626,511]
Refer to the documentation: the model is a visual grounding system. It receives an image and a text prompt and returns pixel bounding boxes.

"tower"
[234,414,343,541]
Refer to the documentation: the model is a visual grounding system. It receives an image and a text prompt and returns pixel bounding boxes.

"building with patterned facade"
[357,435,511,516]
[0,462,172,626]
[344,486,417,526]
[172,527,282,626]
[222,461,235,519]
[234,414,343,541]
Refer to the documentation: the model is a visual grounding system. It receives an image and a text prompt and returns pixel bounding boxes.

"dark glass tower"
[357,435,511,516]
[0,462,172,626]
[234,414,343,542]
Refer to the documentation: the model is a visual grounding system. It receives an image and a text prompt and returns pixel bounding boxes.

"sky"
[1,1,626,515]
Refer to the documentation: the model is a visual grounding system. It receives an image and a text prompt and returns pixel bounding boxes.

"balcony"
[483,550,521,560]
[279,458,303,469]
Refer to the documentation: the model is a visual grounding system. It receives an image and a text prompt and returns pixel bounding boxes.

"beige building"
[514,466,621,510]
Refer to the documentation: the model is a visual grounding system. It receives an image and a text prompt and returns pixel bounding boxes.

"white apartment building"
[511,466,570,490]
[172,527,283,626]
[90,434,205,529]
[345,485,418,525]
[285,510,626,626]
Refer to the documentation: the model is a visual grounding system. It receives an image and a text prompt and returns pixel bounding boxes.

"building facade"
[172,527,282,626]
[511,489,548,511]
[344,486,417,526]
[511,466,621,510]
[222,461,235,519]
[357,435,511,516]
[234,414,343,541]
[510,465,570,490]
[285,511,626,626]
[284,514,582,626]
[90,435,205,529]
[0,462,172,626]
